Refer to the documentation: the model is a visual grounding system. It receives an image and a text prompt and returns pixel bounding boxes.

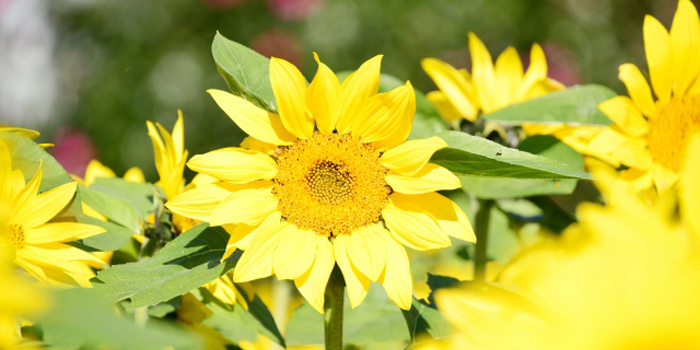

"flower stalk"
[474,199,494,281]
[324,265,345,350]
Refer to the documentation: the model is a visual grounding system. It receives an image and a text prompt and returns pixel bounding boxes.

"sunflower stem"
[324,265,345,350]
[474,199,494,281]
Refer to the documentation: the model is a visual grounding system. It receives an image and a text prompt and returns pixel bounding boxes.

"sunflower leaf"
[212,32,277,113]
[480,84,615,126]
[93,223,238,308]
[431,131,591,180]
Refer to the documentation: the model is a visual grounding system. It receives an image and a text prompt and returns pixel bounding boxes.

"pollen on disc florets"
[0,224,25,249]
[273,132,390,237]
[647,96,700,172]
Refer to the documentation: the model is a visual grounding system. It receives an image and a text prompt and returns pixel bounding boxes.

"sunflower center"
[273,132,390,237]
[647,96,700,172]
[0,224,25,249]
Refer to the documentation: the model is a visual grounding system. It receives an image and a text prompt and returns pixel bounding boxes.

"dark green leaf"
[401,298,453,342]
[481,84,615,126]
[432,131,591,180]
[94,223,237,308]
[212,32,277,112]
[75,216,135,252]
[79,184,141,233]
[89,177,156,219]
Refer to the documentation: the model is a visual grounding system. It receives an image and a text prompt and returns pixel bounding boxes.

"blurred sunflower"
[422,133,700,350]
[0,137,105,287]
[167,54,475,312]
[580,0,700,193]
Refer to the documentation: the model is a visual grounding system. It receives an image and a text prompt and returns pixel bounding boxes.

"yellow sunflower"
[580,0,700,193]
[422,133,700,350]
[0,137,105,288]
[166,54,476,312]
[0,127,52,149]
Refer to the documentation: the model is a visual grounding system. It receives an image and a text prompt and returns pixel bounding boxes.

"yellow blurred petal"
[210,184,277,226]
[378,234,412,310]
[187,148,278,184]
[123,167,145,183]
[346,224,387,282]
[273,226,317,280]
[307,53,341,134]
[468,33,497,113]
[391,192,475,243]
[208,89,295,146]
[352,82,415,144]
[333,234,370,308]
[0,127,40,140]
[427,91,468,124]
[173,110,185,158]
[598,96,649,137]
[682,134,700,237]
[520,43,548,97]
[240,136,278,154]
[336,55,383,134]
[670,0,700,96]
[269,57,314,139]
[613,138,652,170]
[12,182,76,228]
[494,46,524,108]
[84,160,116,186]
[382,198,452,251]
[233,222,288,283]
[25,222,105,244]
[380,136,447,176]
[82,202,107,222]
[0,139,12,201]
[652,163,680,193]
[386,163,461,194]
[10,164,43,220]
[294,235,335,313]
[421,58,477,120]
[644,15,672,103]
[618,63,656,117]
[165,183,238,222]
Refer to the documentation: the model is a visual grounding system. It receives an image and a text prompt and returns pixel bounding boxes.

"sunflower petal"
[469,33,497,113]
[382,198,451,251]
[380,137,447,176]
[25,222,105,245]
[391,192,475,243]
[308,53,341,134]
[333,234,370,308]
[670,0,700,96]
[12,182,76,228]
[273,226,317,280]
[270,57,314,139]
[352,82,415,144]
[345,224,388,282]
[421,58,478,120]
[598,96,649,137]
[208,89,295,145]
[618,64,656,118]
[682,134,700,236]
[336,55,383,134]
[378,234,412,310]
[187,148,278,184]
[386,163,461,194]
[494,46,524,108]
[294,235,335,313]
[210,184,278,226]
[427,91,467,124]
[520,43,548,97]
[233,222,288,283]
[166,183,239,222]
[643,15,672,103]
[10,165,43,220]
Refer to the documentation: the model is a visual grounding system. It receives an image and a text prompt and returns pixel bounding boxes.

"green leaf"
[39,288,201,350]
[90,177,156,219]
[191,287,285,347]
[481,84,615,126]
[79,184,142,233]
[94,223,237,308]
[458,135,585,198]
[0,132,74,192]
[431,131,591,180]
[212,32,277,112]
[75,216,135,252]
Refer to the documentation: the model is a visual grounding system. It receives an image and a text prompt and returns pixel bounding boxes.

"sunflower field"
[2,0,700,349]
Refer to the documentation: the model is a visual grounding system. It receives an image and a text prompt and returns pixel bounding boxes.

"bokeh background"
[0,0,685,179]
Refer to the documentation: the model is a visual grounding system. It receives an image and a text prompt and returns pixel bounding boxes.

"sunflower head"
[167,53,475,312]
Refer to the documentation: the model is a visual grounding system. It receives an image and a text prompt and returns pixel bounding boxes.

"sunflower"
[422,134,700,350]
[0,137,105,288]
[577,0,700,193]
[166,54,475,312]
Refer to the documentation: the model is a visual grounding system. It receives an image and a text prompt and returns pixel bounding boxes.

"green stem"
[324,266,345,350]
[474,199,494,281]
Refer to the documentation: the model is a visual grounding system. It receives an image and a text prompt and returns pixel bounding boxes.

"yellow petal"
[187,148,278,184]
[426,91,468,124]
[382,198,452,251]
[421,58,477,120]
[294,234,335,313]
[307,53,341,134]
[386,163,461,194]
[233,222,288,283]
[613,138,653,170]
[223,212,281,259]
[273,226,317,280]
[269,57,314,139]
[652,163,680,193]
[10,164,43,220]
[670,0,700,96]
[380,136,447,176]
[520,43,548,97]
[618,63,656,117]
[494,46,524,108]
[352,82,415,144]
[597,96,649,137]
[682,134,700,236]
[391,192,475,243]
[123,167,145,183]
[84,160,116,187]
[469,33,497,113]
[345,224,388,282]
[210,184,277,226]
[0,139,12,202]
[25,222,105,244]
[378,234,412,310]
[371,83,417,151]
[208,89,295,145]
[644,15,672,103]
[165,183,238,222]
[333,234,370,308]
[173,110,185,157]
[12,182,76,228]
[336,55,383,134]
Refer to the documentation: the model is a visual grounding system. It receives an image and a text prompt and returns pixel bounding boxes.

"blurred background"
[0,0,685,179]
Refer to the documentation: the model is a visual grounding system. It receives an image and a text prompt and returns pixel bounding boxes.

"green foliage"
[213,32,278,113]
[94,223,236,309]
[432,131,591,180]
[90,177,158,219]
[481,84,616,126]
[0,132,74,192]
